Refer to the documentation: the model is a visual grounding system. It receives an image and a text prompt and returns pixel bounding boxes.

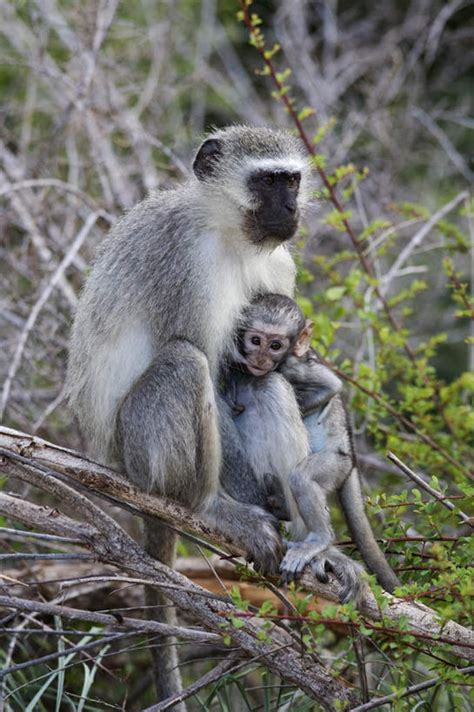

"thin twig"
[0,527,82,544]
[0,631,137,680]
[350,664,474,711]
[0,212,102,419]
[387,451,473,526]
[0,178,114,219]
[0,595,219,643]
[0,553,94,562]
[382,191,469,294]
[145,652,243,711]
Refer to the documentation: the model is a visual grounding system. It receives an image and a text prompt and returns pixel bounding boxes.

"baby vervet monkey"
[225,293,400,597]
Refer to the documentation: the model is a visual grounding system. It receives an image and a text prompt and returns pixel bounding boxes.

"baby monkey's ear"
[293,319,314,357]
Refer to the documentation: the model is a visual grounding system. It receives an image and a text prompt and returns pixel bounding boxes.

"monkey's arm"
[116,341,283,575]
[218,396,268,509]
[280,357,343,416]
[221,373,246,416]
[297,364,342,415]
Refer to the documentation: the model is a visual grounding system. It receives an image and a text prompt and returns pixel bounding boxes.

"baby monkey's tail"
[339,469,400,593]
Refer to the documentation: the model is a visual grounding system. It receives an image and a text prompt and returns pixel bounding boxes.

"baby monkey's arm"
[280,351,343,416]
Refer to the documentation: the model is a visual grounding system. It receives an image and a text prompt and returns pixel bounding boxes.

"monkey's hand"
[204,494,284,577]
[263,472,290,520]
[281,545,364,604]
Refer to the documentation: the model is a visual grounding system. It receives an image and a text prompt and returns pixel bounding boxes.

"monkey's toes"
[310,549,364,603]
[279,548,312,583]
[242,511,284,576]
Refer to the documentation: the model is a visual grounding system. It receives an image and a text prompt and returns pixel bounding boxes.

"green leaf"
[325,286,346,301]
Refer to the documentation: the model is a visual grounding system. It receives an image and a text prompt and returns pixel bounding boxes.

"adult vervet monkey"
[67,126,313,706]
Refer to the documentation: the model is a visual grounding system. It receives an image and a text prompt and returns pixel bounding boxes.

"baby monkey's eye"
[251,336,261,346]
[287,175,299,188]
[270,341,282,351]
[262,174,274,185]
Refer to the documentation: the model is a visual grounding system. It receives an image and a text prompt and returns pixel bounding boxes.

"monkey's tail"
[339,469,400,593]
[144,520,187,711]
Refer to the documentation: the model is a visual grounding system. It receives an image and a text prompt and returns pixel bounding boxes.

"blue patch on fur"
[303,402,331,452]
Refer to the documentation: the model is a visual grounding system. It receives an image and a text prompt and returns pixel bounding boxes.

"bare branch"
[145,653,244,711]
[387,451,473,526]
[0,212,102,419]
[1,426,473,664]
[350,664,474,711]
[381,191,469,295]
[0,595,219,643]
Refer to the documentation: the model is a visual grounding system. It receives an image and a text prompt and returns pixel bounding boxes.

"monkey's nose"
[285,203,297,215]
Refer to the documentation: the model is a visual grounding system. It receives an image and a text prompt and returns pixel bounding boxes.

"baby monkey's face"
[239,326,291,376]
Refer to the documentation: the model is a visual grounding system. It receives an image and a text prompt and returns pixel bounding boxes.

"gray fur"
[66,126,309,704]
[224,365,364,602]
[226,294,400,601]
[281,352,400,595]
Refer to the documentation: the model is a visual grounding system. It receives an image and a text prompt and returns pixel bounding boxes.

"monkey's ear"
[293,319,314,357]
[193,138,223,180]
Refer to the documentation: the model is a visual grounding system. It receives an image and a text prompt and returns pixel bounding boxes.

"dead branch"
[0,426,473,667]
[0,427,358,710]
[145,653,244,712]
[0,595,218,644]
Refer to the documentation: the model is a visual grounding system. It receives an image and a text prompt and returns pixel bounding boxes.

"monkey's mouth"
[244,363,273,377]
[259,218,299,243]
[243,211,299,245]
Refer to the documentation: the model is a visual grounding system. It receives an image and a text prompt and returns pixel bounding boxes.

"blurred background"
[0,0,472,446]
[0,1,472,709]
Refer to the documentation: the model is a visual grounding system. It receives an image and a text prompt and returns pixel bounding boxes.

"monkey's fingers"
[310,556,330,585]
[266,496,290,520]
[311,549,364,603]
[279,545,316,584]
[238,507,284,577]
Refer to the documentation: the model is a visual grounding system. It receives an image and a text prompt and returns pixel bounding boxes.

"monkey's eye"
[287,175,299,189]
[251,336,261,346]
[262,174,274,186]
[270,341,282,351]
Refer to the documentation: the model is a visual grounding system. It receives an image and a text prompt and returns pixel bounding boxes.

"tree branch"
[0,426,473,669]
[0,427,357,709]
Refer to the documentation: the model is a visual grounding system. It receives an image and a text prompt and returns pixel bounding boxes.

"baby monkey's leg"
[281,450,352,579]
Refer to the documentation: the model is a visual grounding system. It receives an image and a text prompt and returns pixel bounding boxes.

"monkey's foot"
[239,506,285,576]
[280,541,328,579]
[280,545,364,603]
[205,496,284,577]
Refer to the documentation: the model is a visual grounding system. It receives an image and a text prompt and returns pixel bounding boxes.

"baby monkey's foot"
[280,541,327,581]
[280,544,364,604]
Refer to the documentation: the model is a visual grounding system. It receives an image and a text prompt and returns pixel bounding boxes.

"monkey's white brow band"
[244,157,308,174]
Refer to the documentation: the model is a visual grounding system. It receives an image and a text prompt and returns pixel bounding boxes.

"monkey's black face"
[244,170,301,244]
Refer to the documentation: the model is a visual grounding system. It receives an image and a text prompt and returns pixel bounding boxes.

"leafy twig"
[387,451,473,526]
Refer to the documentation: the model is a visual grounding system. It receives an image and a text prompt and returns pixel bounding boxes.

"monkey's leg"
[280,457,335,579]
[203,492,284,576]
[281,452,364,602]
[143,521,185,710]
[212,397,285,575]
[287,450,350,547]
[117,340,221,708]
